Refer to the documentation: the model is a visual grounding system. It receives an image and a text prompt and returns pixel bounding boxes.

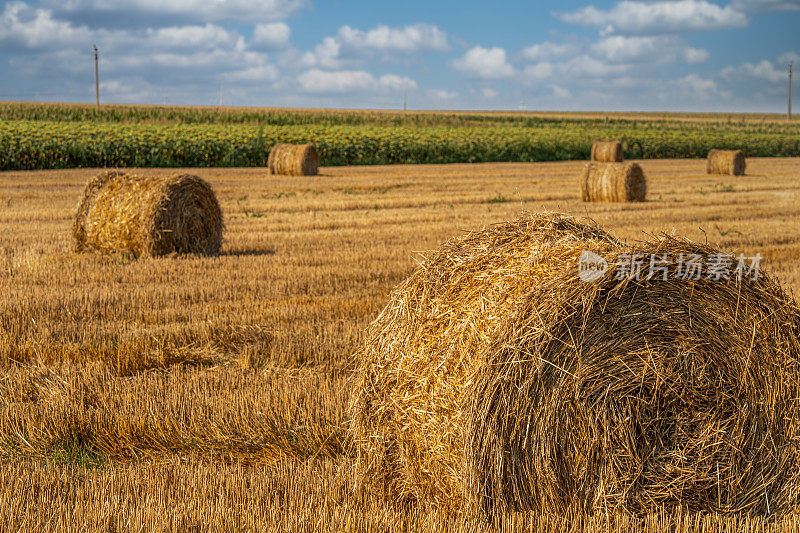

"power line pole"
[403,90,407,112]
[93,45,100,108]
[789,62,793,121]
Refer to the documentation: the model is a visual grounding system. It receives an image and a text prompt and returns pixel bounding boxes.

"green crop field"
[2,102,799,170]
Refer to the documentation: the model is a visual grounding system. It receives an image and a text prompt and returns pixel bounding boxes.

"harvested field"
[2,157,800,530]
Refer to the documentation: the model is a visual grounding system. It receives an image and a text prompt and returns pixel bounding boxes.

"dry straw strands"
[350,212,800,517]
[73,170,223,257]
[591,141,623,162]
[581,162,646,202]
[268,143,320,176]
[707,149,746,175]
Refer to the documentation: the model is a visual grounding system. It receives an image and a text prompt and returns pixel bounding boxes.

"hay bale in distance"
[707,149,746,175]
[73,170,223,257]
[580,162,646,202]
[268,143,320,176]
[591,141,623,162]
[350,212,800,516]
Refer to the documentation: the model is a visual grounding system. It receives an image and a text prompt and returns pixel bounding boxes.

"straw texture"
[73,170,223,257]
[707,149,746,175]
[350,212,800,517]
[581,162,646,202]
[268,143,320,176]
[591,141,623,162]
[350,213,619,506]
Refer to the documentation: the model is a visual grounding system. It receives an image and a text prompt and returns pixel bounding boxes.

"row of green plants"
[2,118,799,170]
[3,102,799,132]
[1,103,584,127]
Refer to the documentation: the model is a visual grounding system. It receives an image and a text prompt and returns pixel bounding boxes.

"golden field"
[2,157,800,531]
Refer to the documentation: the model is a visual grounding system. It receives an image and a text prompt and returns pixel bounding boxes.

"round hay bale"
[350,213,620,507]
[73,170,223,257]
[591,141,623,162]
[580,162,646,202]
[707,149,746,175]
[350,213,800,517]
[268,143,320,176]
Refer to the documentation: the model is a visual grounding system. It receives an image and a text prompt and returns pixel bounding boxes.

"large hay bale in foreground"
[707,149,746,175]
[73,170,223,257]
[591,141,623,162]
[350,213,800,516]
[581,162,646,202]
[268,143,320,176]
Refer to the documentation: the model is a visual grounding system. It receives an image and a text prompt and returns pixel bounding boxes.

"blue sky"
[0,0,797,112]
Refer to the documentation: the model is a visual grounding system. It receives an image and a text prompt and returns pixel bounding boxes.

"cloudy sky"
[0,0,797,111]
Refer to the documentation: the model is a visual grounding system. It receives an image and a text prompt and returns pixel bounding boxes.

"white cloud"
[228,64,280,82]
[592,36,662,62]
[45,0,305,23]
[427,89,459,100]
[682,47,709,64]
[482,88,499,98]
[0,1,286,98]
[337,23,448,53]
[778,51,800,64]
[117,50,236,69]
[551,85,572,99]
[563,55,630,76]
[523,62,556,81]
[591,36,708,64]
[678,74,731,100]
[0,3,265,73]
[300,23,448,69]
[451,46,515,79]
[523,55,629,82]
[682,73,717,92]
[147,24,243,51]
[98,77,157,102]
[0,2,88,49]
[378,73,417,91]
[556,0,748,35]
[298,69,416,94]
[97,29,272,76]
[521,42,579,62]
[299,69,374,93]
[301,37,342,68]
[252,22,291,50]
[721,59,786,83]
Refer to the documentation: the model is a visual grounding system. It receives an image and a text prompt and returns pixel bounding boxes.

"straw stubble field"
[2,157,800,531]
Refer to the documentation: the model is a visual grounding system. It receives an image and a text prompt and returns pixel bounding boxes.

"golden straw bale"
[707,149,746,175]
[580,162,646,202]
[267,143,320,176]
[73,170,223,257]
[351,212,800,517]
[591,141,623,162]
[350,213,619,507]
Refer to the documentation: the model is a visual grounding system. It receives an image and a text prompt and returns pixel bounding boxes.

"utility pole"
[403,90,407,112]
[789,62,793,121]
[93,45,100,107]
